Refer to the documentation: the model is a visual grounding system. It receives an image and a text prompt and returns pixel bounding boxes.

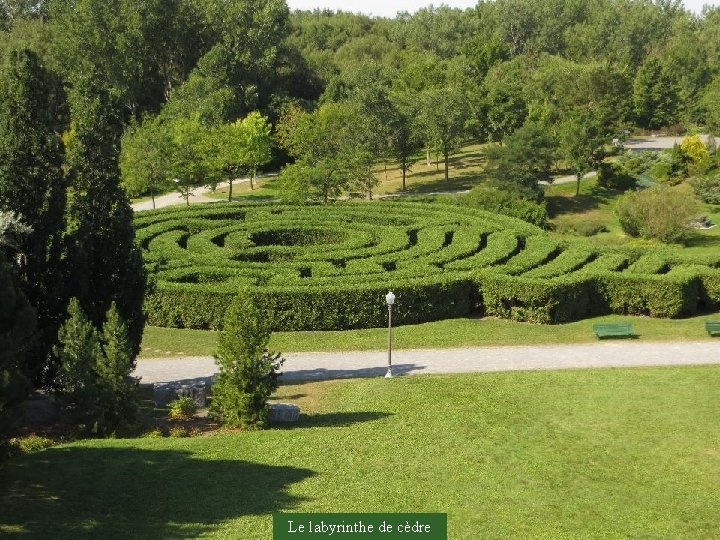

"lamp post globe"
[385,291,395,378]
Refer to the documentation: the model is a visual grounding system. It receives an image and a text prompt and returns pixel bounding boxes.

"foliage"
[486,120,557,198]
[210,290,284,429]
[615,185,702,244]
[53,299,138,435]
[679,134,711,174]
[691,174,720,205]
[277,102,375,202]
[65,76,146,359]
[596,162,637,191]
[558,109,608,196]
[7,434,55,457]
[120,115,174,204]
[0,47,66,382]
[553,215,608,237]
[168,396,197,421]
[632,56,680,129]
[0,259,36,459]
[461,185,549,228]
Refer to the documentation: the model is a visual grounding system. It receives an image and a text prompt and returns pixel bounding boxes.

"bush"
[461,186,549,228]
[210,290,285,430]
[596,162,636,191]
[615,185,701,244]
[691,174,720,205]
[8,434,56,456]
[168,396,197,421]
[553,215,609,237]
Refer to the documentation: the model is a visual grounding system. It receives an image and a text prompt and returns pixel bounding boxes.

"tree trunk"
[150,187,156,210]
[228,179,233,202]
[436,151,439,171]
[576,173,581,196]
[401,157,407,191]
[250,167,256,190]
[444,149,450,181]
[384,163,388,182]
[426,147,431,166]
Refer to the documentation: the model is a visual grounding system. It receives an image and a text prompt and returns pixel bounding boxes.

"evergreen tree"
[0,258,36,457]
[0,47,66,382]
[210,291,284,430]
[65,75,146,358]
[53,298,105,434]
[98,302,138,427]
[54,299,137,435]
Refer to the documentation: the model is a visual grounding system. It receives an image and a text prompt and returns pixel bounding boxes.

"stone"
[153,377,213,407]
[269,403,300,423]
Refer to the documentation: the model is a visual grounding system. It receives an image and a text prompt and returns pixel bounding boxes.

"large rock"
[153,377,213,407]
[269,403,300,423]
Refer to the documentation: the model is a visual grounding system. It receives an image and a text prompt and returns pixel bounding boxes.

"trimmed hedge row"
[136,201,720,331]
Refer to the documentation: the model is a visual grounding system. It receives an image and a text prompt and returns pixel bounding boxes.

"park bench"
[592,323,633,339]
[705,321,720,336]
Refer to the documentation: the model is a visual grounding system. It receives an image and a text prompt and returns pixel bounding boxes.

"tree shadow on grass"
[0,446,315,539]
[546,187,622,217]
[273,411,393,430]
[281,363,422,381]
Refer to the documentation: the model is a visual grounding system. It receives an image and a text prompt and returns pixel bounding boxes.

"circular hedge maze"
[135,201,720,331]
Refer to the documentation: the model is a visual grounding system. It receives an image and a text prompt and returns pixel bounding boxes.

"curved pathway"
[135,341,720,384]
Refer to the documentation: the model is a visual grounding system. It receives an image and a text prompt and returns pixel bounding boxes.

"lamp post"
[385,291,395,378]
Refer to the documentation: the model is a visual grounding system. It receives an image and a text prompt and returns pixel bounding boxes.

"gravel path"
[134,341,720,384]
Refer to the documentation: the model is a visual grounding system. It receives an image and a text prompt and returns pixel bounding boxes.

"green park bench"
[592,323,633,339]
[705,321,720,336]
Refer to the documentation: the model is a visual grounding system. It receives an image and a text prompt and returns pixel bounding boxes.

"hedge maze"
[136,202,720,331]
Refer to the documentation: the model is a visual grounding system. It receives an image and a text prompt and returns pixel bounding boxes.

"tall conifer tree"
[0,48,66,382]
[65,75,146,357]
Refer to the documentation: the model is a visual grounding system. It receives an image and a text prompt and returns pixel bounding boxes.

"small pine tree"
[98,302,138,427]
[54,299,137,435]
[53,298,105,434]
[210,291,284,429]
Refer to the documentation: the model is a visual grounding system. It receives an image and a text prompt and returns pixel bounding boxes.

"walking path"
[135,341,720,384]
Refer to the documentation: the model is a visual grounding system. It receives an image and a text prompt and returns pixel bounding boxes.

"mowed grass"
[140,312,720,358]
[2,367,719,538]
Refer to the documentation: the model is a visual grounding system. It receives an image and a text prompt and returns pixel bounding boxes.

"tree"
[119,115,173,207]
[486,120,557,199]
[65,76,146,360]
[387,91,421,191]
[0,47,66,382]
[210,291,284,430]
[700,75,720,133]
[277,102,374,203]
[168,115,215,201]
[97,302,138,427]
[558,109,607,196]
[53,298,137,434]
[0,257,36,458]
[416,86,470,181]
[632,56,680,130]
[239,112,272,191]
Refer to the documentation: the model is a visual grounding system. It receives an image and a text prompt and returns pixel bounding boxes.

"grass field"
[140,312,720,358]
[2,366,719,538]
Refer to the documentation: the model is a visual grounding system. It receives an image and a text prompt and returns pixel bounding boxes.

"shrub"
[691,174,720,205]
[680,135,711,174]
[615,185,701,244]
[210,290,285,430]
[553,215,609,237]
[596,162,636,191]
[168,396,197,421]
[8,434,56,456]
[461,186,549,228]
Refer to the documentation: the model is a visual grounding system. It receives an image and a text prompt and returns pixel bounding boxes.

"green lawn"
[140,312,720,358]
[2,367,719,538]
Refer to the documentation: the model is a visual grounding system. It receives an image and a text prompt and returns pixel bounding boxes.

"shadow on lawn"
[298,411,392,429]
[281,363,422,381]
[0,447,314,539]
